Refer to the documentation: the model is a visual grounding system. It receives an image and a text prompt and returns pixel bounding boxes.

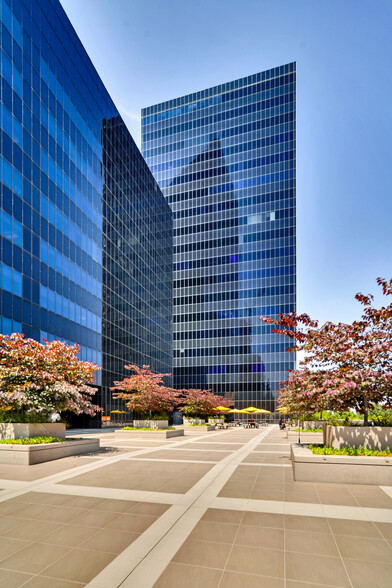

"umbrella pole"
[298,419,301,445]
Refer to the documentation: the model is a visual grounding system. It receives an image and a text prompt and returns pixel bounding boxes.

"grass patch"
[0,436,64,445]
[308,444,392,457]
[121,426,175,431]
[294,428,324,433]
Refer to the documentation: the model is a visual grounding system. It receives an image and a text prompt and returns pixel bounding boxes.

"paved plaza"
[0,426,391,587]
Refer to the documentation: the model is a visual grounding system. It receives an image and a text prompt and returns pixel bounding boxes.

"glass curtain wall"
[142,64,296,412]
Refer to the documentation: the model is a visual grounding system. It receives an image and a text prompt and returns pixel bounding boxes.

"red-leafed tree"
[180,389,232,418]
[111,365,180,417]
[262,278,392,424]
[0,333,101,417]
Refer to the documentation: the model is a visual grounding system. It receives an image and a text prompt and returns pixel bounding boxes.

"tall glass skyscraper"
[142,65,296,412]
[0,0,172,424]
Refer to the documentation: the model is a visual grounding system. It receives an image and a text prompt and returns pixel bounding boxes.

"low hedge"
[308,444,392,457]
[0,436,64,445]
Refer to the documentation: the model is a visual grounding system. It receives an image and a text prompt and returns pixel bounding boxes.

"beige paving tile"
[226,545,284,578]
[349,486,392,509]
[189,520,239,543]
[92,498,139,513]
[21,576,84,588]
[344,559,392,588]
[129,502,169,516]
[0,569,33,588]
[153,562,222,587]
[285,529,339,556]
[41,547,115,584]
[0,457,98,481]
[328,518,383,538]
[201,508,244,524]
[0,517,59,541]
[235,525,284,550]
[0,542,71,574]
[285,515,331,533]
[12,492,75,506]
[335,535,392,562]
[172,538,231,568]
[79,528,139,554]
[375,521,392,539]
[70,509,121,528]
[107,512,158,533]
[286,552,351,587]
[220,572,284,588]
[40,524,100,547]
[241,511,284,528]
[0,536,31,560]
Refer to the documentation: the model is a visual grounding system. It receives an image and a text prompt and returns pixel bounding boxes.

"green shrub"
[308,444,392,457]
[294,428,323,433]
[0,411,51,423]
[0,436,63,445]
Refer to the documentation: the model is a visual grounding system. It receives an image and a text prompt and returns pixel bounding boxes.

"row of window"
[174,284,296,306]
[173,342,292,358]
[175,250,295,271]
[145,123,294,161]
[40,285,101,333]
[142,92,294,141]
[173,359,294,376]
[174,221,294,240]
[173,303,294,323]
[143,62,295,117]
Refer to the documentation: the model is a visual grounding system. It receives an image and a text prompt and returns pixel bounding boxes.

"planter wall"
[133,420,169,430]
[183,418,206,426]
[324,426,392,450]
[291,443,392,486]
[115,429,183,439]
[0,438,99,465]
[286,431,323,444]
[298,421,328,430]
[0,423,66,440]
[183,425,216,433]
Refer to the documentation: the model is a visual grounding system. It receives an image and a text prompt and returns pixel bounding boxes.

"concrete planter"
[183,425,216,433]
[133,420,169,430]
[0,423,66,440]
[183,418,206,426]
[286,431,323,444]
[299,421,328,430]
[115,429,184,439]
[324,426,392,450]
[0,438,99,465]
[291,443,392,486]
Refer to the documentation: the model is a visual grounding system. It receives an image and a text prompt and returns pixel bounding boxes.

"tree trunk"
[363,396,368,426]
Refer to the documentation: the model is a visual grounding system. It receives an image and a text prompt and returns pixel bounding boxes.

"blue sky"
[60,0,392,325]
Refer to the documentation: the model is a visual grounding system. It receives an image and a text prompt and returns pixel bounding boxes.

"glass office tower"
[142,65,296,412]
[0,0,172,423]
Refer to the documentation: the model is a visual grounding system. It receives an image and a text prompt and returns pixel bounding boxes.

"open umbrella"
[214,406,231,411]
[243,406,260,412]
[253,409,271,414]
[227,409,249,413]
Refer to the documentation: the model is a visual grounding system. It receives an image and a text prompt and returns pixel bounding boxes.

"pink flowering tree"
[0,333,101,418]
[111,365,180,418]
[262,278,392,424]
[180,389,232,418]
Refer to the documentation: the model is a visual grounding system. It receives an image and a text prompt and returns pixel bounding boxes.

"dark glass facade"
[142,65,296,412]
[0,0,172,423]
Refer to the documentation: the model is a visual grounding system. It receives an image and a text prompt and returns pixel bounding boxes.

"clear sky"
[60,0,392,325]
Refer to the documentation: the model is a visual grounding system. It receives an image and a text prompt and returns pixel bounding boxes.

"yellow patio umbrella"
[227,409,249,414]
[243,406,260,412]
[276,406,290,413]
[253,409,271,414]
[110,410,126,414]
[214,406,231,411]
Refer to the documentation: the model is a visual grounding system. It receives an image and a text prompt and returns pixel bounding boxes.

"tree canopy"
[0,333,101,416]
[262,277,392,423]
